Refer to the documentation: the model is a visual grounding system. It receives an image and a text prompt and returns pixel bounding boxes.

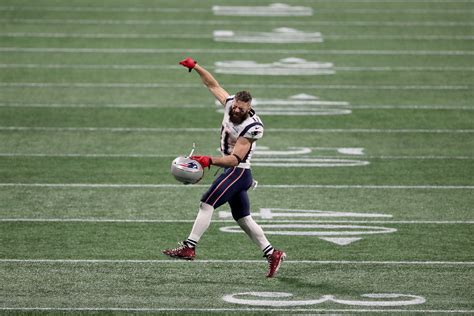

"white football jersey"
[220,95,264,169]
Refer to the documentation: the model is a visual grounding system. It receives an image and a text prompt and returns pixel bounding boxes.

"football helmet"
[171,156,204,185]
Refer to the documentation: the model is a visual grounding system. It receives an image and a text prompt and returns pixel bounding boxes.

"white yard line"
[1,47,472,55]
[0,63,472,72]
[0,183,472,189]
[1,18,472,27]
[0,259,472,265]
[0,6,210,13]
[0,83,469,90]
[1,82,471,91]
[248,185,474,189]
[0,32,212,39]
[365,156,473,160]
[0,102,209,108]
[0,219,472,224]
[335,66,474,72]
[301,0,473,2]
[0,102,472,110]
[0,63,180,69]
[0,153,176,158]
[348,105,474,110]
[327,35,474,40]
[0,153,472,160]
[1,127,472,133]
[0,307,472,313]
[1,32,473,41]
[0,126,222,132]
[0,6,471,14]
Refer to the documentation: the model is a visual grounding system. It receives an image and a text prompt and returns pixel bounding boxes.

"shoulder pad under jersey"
[240,123,264,140]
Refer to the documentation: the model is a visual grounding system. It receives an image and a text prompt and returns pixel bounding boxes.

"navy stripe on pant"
[201,167,253,221]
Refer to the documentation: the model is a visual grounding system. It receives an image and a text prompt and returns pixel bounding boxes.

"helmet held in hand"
[171,156,204,185]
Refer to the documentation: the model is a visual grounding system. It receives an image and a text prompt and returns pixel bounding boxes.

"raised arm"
[179,57,229,106]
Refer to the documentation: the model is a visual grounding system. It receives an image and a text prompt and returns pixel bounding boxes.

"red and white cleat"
[162,242,196,260]
[266,249,286,278]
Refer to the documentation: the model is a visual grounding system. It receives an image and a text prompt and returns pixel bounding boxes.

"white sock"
[187,202,214,246]
[237,215,273,256]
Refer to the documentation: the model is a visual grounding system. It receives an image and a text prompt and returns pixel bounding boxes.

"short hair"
[234,90,252,104]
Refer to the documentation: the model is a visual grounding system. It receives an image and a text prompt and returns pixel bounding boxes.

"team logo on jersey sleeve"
[251,128,262,136]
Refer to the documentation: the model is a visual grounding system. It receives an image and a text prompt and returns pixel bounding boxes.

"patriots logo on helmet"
[171,156,204,185]
[179,162,199,169]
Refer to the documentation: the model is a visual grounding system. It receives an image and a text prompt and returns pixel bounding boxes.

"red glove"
[179,57,197,72]
[191,155,212,169]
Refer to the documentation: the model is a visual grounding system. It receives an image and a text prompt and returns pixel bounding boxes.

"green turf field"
[0,0,473,314]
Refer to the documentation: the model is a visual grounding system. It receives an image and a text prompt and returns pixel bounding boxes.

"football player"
[163,57,286,278]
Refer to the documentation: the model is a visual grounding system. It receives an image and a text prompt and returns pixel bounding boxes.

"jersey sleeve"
[240,123,264,140]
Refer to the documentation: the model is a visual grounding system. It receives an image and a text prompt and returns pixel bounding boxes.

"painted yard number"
[212,4,314,17]
[223,292,426,307]
[216,94,351,116]
[252,146,369,168]
[215,58,335,75]
[219,208,396,245]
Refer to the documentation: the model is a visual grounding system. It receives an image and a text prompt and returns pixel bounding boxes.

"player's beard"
[229,109,249,124]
